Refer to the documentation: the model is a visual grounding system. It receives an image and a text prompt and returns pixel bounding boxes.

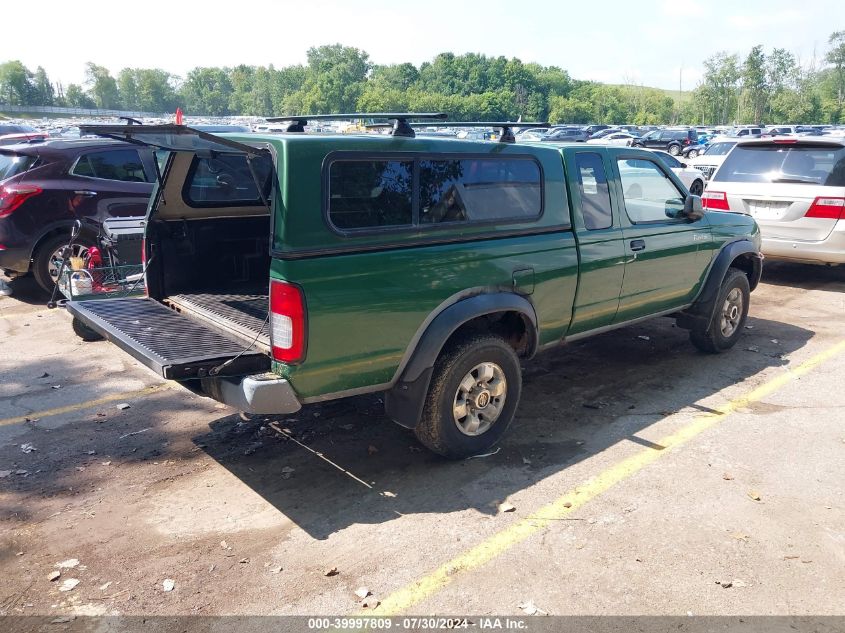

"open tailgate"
[67,298,270,380]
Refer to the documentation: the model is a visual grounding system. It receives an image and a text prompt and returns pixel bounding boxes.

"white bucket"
[70,271,93,296]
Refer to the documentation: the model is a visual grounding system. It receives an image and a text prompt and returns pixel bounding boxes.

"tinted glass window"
[704,142,736,156]
[73,149,149,182]
[0,153,37,180]
[656,152,682,169]
[713,145,845,186]
[186,153,273,206]
[328,160,412,229]
[617,158,685,223]
[574,153,612,230]
[420,158,541,224]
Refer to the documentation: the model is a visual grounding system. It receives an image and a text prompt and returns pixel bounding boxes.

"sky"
[1,0,841,91]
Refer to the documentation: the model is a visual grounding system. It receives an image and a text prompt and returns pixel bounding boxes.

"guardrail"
[0,104,163,117]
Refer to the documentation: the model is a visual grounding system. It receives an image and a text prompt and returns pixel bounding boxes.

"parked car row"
[2,113,843,297]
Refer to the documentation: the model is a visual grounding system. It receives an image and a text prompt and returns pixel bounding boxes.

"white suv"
[703,138,845,264]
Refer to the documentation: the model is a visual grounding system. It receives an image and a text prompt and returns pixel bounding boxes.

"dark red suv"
[0,139,155,291]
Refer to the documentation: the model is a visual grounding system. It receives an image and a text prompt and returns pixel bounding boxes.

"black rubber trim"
[686,239,762,319]
[402,292,538,383]
[66,298,270,380]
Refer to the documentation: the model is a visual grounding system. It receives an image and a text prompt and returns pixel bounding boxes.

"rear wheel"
[72,316,104,342]
[33,234,93,293]
[690,268,750,353]
[689,179,704,196]
[414,334,521,458]
[668,144,681,156]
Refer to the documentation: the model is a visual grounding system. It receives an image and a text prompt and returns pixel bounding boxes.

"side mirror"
[680,162,688,168]
[683,195,704,220]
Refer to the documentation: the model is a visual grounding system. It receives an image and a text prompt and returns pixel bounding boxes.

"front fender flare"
[679,239,762,327]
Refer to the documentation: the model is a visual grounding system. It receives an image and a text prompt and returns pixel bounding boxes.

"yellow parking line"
[374,338,845,615]
[0,383,171,427]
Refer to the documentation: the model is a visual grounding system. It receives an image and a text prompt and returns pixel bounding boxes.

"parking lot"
[1,262,844,618]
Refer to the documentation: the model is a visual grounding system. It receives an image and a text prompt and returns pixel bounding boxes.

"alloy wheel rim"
[720,288,743,337]
[48,244,90,283]
[452,362,507,436]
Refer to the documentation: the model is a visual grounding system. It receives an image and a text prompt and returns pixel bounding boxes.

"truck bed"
[66,297,271,380]
[165,289,269,345]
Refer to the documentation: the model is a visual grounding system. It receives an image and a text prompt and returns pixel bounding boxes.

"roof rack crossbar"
[265,112,448,137]
[411,121,550,143]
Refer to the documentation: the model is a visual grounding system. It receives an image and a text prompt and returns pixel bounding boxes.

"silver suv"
[703,138,845,264]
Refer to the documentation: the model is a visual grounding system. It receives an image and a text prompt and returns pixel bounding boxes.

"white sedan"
[648,150,706,196]
[586,132,638,146]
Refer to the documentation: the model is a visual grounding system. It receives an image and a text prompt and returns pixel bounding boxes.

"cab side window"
[72,149,149,182]
[617,158,685,223]
[574,153,612,230]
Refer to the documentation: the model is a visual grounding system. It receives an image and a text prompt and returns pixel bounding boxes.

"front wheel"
[687,148,699,158]
[689,179,704,196]
[414,334,522,458]
[690,268,750,353]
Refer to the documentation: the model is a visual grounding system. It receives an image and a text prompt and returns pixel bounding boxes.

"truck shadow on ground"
[192,315,813,540]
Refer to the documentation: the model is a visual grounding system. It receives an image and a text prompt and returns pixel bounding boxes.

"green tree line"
[2,35,844,124]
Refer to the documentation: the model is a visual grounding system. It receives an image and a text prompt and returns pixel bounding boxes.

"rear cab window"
[184,153,274,206]
[574,153,612,230]
[713,144,845,186]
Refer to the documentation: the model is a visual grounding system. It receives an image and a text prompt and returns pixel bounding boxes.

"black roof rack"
[266,112,447,137]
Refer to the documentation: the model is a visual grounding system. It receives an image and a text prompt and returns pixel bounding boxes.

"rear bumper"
[762,228,845,264]
[0,246,31,274]
[200,373,302,415]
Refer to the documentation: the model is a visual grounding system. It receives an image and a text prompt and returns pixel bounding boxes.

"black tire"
[690,268,750,354]
[414,334,522,459]
[72,317,104,342]
[668,144,681,156]
[32,233,94,293]
[687,148,699,158]
[689,179,704,196]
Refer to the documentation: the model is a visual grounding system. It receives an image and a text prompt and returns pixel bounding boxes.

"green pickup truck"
[68,118,762,458]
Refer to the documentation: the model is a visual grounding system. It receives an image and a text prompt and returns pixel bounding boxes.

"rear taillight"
[0,185,42,219]
[270,280,306,364]
[702,190,730,211]
[805,197,845,220]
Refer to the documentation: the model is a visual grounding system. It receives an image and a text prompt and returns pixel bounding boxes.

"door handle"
[630,239,646,252]
[73,190,98,197]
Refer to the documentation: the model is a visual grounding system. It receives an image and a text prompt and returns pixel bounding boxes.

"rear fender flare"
[385,292,538,429]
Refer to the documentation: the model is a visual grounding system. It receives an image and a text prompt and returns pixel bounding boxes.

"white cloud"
[661,0,705,18]
[727,9,803,31]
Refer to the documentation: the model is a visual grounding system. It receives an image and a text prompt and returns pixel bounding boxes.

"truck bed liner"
[66,298,271,380]
[166,291,269,344]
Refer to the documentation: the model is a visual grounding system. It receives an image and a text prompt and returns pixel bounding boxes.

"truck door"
[611,155,711,323]
[565,149,626,334]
